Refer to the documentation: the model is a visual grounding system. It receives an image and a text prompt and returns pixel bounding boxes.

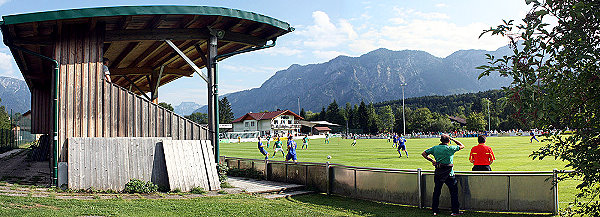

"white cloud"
[435,3,448,8]
[393,7,449,20]
[0,0,10,7]
[220,65,284,75]
[296,11,358,50]
[0,51,18,78]
[257,46,303,56]
[347,8,507,57]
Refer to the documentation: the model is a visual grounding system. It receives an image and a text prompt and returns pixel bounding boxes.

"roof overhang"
[1,5,293,94]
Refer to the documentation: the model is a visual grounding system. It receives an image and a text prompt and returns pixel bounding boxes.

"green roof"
[1,5,292,31]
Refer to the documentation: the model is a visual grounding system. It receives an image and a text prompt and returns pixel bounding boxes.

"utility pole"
[401,83,407,136]
[297,97,300,114]
[487,98,491,132]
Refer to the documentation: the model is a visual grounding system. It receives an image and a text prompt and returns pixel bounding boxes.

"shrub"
[227,168,265,180]
[123,179,158,194]
[220,182,234,188]
[190,186,206,194]
[217,163,228,183]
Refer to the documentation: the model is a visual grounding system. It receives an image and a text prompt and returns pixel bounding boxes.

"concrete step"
[262,190,314,199]
[227,177,305,194]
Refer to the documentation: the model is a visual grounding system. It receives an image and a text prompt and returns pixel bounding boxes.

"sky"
[0,0,532,107]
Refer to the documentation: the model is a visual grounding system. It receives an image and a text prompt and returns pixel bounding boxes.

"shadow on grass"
[287,193,552,217]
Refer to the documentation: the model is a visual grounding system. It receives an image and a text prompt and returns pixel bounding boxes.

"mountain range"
[173,102,201,116]
[0,76,30,114]
[196,45,513,117]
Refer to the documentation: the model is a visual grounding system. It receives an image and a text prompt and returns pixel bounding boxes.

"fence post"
[553,169,558,215]
[326,161,331,195]
[417,168,422,209]
[265,159,269,180]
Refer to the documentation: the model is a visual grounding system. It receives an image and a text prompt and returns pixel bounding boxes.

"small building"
[232,110,303,136]
[313,126,331,135]
[449,116,466,126]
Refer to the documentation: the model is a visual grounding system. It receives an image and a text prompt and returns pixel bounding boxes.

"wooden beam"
[105,28,267,47]
[120,75,151,100]
[117,16,132,30]
[145,15,164,29]
[110,67,192,77]
[109,42,139,68]
[126,41,164,68]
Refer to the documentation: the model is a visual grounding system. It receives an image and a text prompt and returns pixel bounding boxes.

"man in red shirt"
[469,135,495,171]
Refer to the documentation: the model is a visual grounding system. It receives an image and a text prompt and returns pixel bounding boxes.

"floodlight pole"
[401,83,407,136]
[487,98,491,132]
[207,35,219,162]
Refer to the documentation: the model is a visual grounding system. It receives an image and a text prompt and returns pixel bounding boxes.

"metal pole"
[488,99,491,132]
[326,161,331,195]
[553,169,558,215]
[417,168,422,209]
[207,35,219,162]
[10,109,13,148]
[401,83,406,136]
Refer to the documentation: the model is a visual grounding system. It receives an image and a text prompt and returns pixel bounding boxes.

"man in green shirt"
[422,134,465,216]
[272,137,285,158]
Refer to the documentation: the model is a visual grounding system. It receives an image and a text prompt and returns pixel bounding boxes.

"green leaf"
[525,0,539,5]
[535,10,548,17]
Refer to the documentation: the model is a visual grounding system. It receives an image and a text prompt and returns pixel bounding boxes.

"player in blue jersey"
[257,137,268,160]
[392,134,398,148]
[286,135,298,162]
[397,134,408,158]
[530,131,539,143]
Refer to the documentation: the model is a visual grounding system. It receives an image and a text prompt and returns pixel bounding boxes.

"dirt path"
[0,149,51,186]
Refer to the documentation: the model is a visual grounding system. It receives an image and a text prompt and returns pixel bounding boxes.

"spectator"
[422,134,464,216]
[469,135,495,171]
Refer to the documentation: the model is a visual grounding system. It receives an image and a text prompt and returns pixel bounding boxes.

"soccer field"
[221,136,578,204]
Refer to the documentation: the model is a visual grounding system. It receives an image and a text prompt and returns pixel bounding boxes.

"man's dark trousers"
[432,169,460,213]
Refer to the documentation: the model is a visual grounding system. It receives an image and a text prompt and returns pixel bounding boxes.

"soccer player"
[421,134,465,216]
[272,137,285,158]
[469,135,495,171]
[325,133,330,144]
[301,135,309,150]
[392,134,398,148]
[266,134,272,148]
[397,134,408,158]
[257,137,268,160]
[351,134,357,146]
[286,136,298,162]
[530,131,539,143]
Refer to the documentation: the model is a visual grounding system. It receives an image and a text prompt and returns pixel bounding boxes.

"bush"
[220,182,234,188]
[190,186,206,194]
[123,179,158,194]
[227,168,265,180]
[217,163,228,183]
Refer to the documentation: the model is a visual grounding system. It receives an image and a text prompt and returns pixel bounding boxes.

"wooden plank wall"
[54,24,208,161]
[162,140,220,191]
[30,87,52,134]
[67,137,171,190]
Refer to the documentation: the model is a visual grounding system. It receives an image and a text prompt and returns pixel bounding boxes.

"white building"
[232,110,303,137]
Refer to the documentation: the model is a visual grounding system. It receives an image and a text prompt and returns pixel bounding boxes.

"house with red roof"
[232,109,303,137]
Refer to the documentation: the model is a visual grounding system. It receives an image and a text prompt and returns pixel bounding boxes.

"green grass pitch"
[221,136,578,205]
